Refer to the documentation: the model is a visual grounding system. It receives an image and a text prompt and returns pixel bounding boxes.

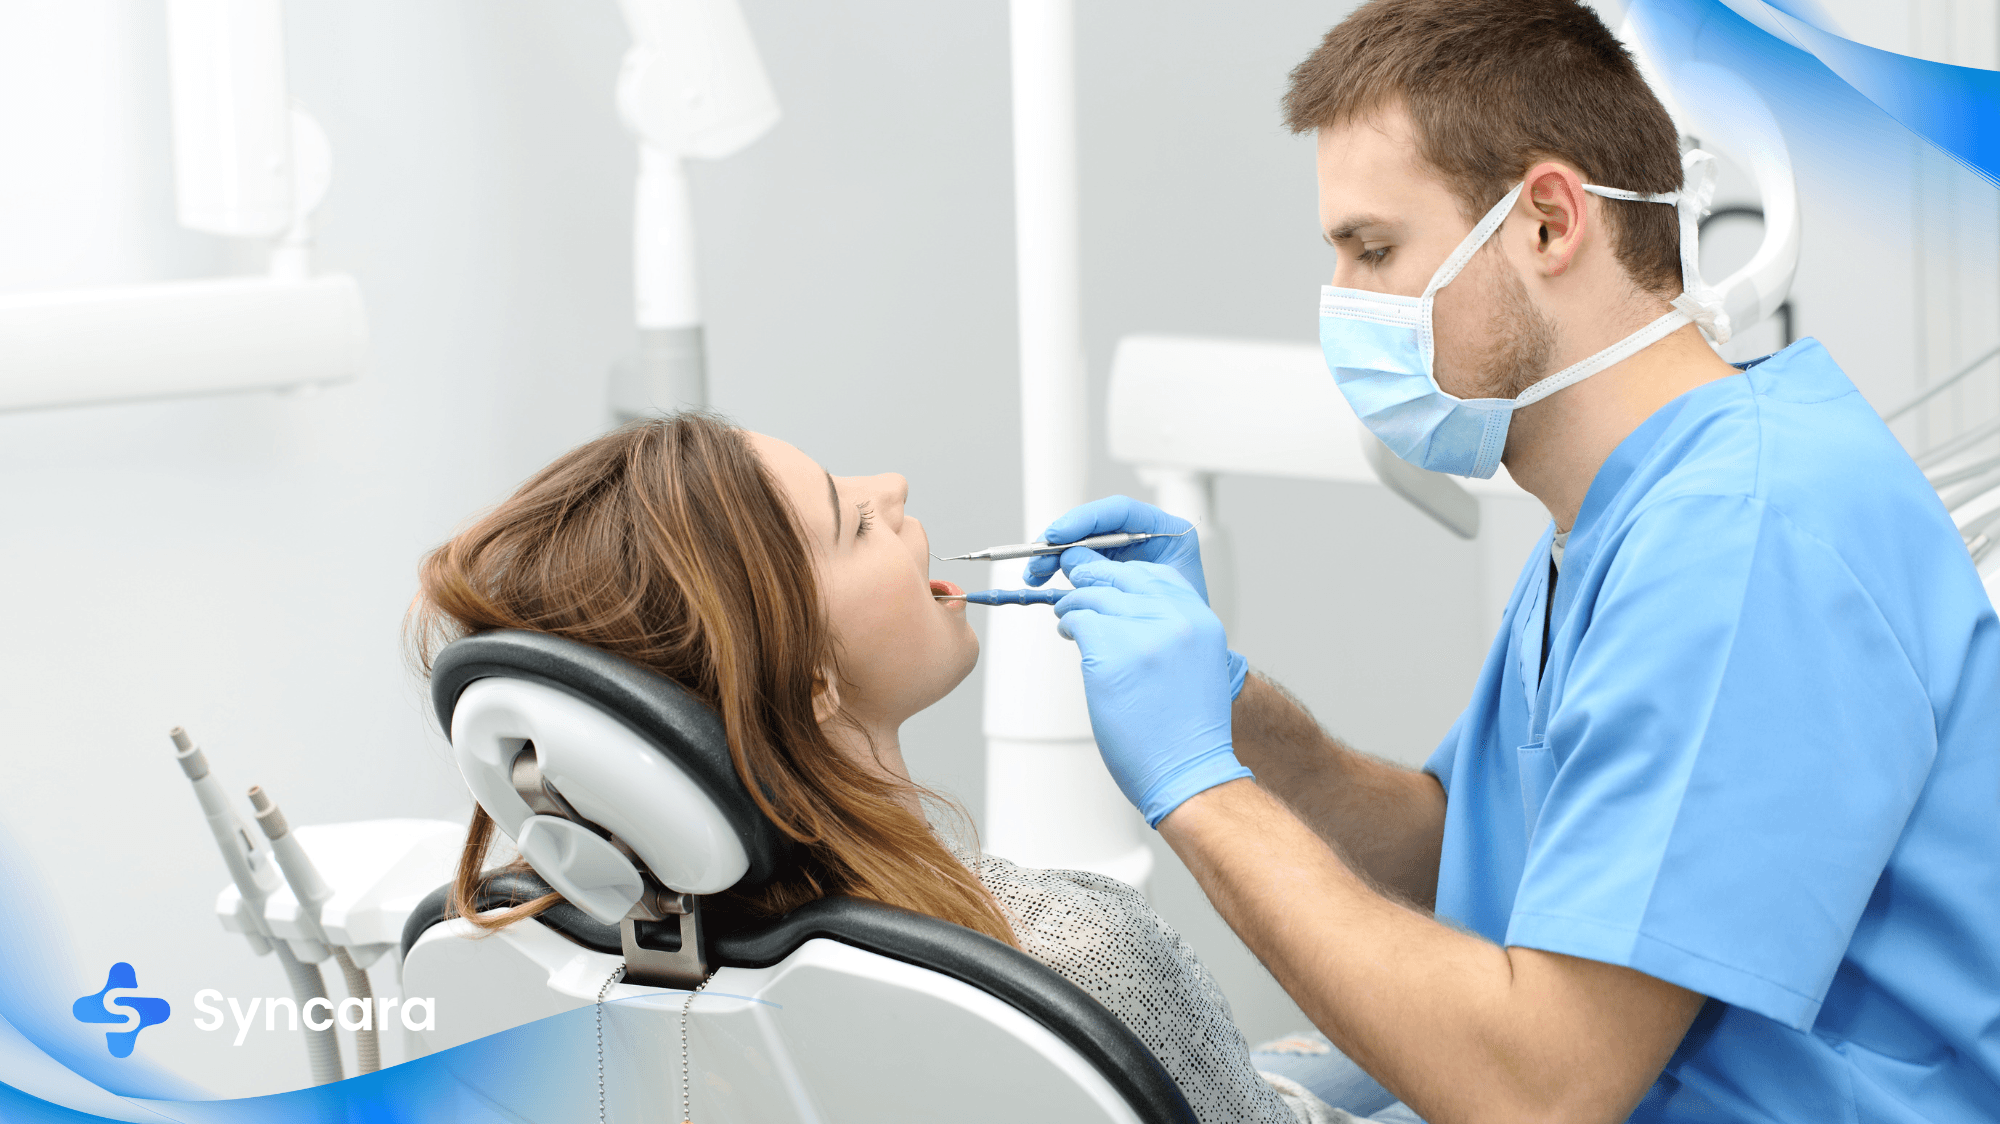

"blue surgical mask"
[1320,151,1724,479]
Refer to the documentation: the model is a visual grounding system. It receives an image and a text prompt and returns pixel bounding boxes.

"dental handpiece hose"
[172,729,344,1086]
[250,786,379,1075]
[938,527,1189,563]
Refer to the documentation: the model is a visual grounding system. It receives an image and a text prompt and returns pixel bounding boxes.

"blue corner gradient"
[1635,0,2000,189]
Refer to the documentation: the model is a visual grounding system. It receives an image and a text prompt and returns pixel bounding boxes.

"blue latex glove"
[1052,553,1253,827]
[1028,496,1250,699]
[1024,495,1208,599]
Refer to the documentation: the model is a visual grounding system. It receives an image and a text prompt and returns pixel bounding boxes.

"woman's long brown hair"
[408,412,1016,946]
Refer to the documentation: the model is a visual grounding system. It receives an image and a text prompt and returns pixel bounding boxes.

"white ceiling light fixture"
[0,0,367,414]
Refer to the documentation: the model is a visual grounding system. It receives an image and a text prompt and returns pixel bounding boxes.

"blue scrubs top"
[1425,339,2000,1121]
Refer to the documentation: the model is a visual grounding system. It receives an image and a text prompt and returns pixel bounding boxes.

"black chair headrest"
[430,629,797,893]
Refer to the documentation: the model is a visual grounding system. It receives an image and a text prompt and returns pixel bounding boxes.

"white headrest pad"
[452,677,751,895]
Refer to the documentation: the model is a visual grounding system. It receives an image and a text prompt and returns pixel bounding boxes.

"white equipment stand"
[980,0,1154,891]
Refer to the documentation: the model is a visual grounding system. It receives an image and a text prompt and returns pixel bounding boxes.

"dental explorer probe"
[933,587,1067,605]
[935,525,1196,563]
[171,729,344,1086]
[249,786,380,1076]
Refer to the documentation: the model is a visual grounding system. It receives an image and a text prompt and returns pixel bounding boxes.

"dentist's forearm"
[1158,780,1702,1124]
[1230,672,1445,908]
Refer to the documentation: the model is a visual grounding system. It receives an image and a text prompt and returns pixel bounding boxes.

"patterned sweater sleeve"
[969,851,1336,1124]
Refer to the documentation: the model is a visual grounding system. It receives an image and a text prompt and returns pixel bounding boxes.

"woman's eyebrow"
[825,471,840,539]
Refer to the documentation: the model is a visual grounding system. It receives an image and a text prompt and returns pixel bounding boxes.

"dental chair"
[399,629,1195,1123]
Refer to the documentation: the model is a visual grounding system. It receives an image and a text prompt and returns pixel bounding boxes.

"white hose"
[330,947,379,1074]
[272,941,343,1085]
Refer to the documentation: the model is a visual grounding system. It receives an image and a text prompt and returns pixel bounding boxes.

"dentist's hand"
[1029,496,1249,699]
[1024,496,1208,601]
[1053,556,1253,828]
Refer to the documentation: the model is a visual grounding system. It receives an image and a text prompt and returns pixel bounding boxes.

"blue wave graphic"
[5,1000,613,1123]
[1636,0,2000,188]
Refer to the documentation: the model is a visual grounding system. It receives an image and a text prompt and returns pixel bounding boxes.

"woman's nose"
[876,473,909,527]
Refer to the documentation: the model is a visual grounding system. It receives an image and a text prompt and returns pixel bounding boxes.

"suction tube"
[249,785,378,1075]
[171,728,344,1084]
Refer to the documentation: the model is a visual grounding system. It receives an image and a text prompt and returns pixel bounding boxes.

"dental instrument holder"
[249,789,336,944]
[173,730,347,1086]
[252,785,384,1074]
[510,742,710,989]
[172,730,285,955]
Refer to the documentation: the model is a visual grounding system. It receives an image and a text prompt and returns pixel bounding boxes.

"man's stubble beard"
[1466,258,1559,401]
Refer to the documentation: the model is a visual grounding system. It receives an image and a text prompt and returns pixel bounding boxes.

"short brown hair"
[1284,0,1684,296]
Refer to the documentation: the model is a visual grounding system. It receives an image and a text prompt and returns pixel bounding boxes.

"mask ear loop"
[1513,164,1717,412]
[1583,150,1729,344]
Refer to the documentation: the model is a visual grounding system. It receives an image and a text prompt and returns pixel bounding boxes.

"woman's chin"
[935,631,981,699]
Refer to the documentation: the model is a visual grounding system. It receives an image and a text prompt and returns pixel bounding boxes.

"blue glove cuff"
[1140,748,1253,828]
[1226,649,1248,702]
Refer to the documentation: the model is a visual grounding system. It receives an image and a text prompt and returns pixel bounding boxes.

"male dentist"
[1030,1,2000,1121]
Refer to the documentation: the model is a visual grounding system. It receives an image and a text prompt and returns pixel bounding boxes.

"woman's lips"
[930,579,964,597]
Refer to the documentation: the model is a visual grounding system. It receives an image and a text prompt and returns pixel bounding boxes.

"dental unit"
[170,728,344,1085]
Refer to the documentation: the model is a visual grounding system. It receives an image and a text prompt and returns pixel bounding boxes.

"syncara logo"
[73,963,171,1058]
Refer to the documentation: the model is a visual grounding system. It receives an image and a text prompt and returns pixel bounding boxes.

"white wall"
[2,0,1993,1101]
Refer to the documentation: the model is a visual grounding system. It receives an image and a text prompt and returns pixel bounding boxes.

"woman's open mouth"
[930,579,964,598]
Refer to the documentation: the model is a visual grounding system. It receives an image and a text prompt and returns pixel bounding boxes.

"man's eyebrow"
[1324,213,1390,245]
[825,471,841,539]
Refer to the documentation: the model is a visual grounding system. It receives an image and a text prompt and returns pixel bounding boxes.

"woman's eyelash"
[1360,246,1390,266]
[855,501,874,536]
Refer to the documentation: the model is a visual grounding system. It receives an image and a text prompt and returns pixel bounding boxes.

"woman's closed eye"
[854,501,875,536]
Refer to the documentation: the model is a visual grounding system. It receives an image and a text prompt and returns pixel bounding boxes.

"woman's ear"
[812,670,844,726]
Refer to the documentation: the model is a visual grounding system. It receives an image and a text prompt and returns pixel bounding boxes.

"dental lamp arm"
[610,0,779,415]
[1161,781,1703,1124]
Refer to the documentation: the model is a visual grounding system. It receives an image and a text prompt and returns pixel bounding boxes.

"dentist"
[1030,2,2000,1122]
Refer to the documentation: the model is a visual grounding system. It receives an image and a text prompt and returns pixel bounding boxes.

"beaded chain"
[596,965,626,1124]
[678,973,714,1124]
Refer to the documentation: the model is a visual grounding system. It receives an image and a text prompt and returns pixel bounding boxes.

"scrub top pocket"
[1516,741,1555,841]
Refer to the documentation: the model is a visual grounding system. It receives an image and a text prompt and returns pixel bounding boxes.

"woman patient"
[410,412,1343,1124]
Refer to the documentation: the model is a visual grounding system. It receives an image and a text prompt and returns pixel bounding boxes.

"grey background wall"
[1,0,1992,1100]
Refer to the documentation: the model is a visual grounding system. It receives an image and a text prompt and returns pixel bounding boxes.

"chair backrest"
[420,630,1198,1124]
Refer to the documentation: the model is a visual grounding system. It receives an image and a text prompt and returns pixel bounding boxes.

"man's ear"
[812,670,843,725]
[1520,160,1589,278]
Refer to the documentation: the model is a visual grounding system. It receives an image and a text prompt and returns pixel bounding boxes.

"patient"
[409,413,1345,1124]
